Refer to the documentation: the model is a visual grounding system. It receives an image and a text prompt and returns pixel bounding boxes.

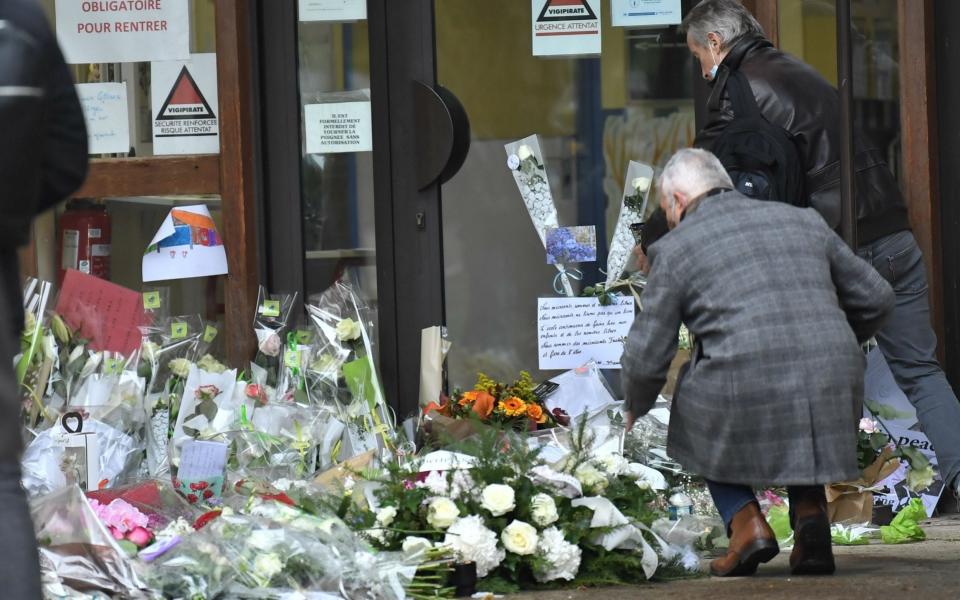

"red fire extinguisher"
[58,201,112,284]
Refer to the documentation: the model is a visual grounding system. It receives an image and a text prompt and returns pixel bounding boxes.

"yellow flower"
[498,397,527,417]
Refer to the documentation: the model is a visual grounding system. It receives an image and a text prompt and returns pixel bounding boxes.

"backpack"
[711,70,807,207]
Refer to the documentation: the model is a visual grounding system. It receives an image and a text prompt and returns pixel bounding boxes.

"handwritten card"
[56,270,148,356]
[537,296,635,370]
[176,439,228,504]
[77,82,131,155]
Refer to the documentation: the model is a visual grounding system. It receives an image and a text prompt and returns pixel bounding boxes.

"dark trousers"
[858,231,960,489]
[706,479,825,532]
[0,254,41,598]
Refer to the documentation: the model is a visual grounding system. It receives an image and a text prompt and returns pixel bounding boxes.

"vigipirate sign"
[532,0,602,57]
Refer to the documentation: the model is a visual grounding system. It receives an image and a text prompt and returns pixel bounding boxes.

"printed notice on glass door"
[304,91,373,154]
[537,296,634,370]
[611,0,682,27]
[299,0,366,22]
[151,54,220,155]
[532,0,602,57]
[55,0,189,64]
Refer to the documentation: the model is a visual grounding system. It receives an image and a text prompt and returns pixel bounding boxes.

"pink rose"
[110,527,124,541]
[245,383,267,405]
[859,417,879,434]
[126,526,153,548]
[258,332,282,357]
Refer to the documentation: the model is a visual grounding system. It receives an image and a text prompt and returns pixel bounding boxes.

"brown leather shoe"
[710,502,779,577]
[789,491,835,575]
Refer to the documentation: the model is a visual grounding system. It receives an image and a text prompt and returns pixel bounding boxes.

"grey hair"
[659,148,733,201]
[681,0,765,51]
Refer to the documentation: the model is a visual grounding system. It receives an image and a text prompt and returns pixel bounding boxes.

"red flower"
[189,482,201,491]
[196,481,209,491]
[551,407,570,427]
[187,493,198,504]
[193,510,222,530]
[262,492,296,506]
[203,489,214,500]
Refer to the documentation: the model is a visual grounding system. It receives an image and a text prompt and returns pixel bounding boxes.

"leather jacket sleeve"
[37,13,88,212]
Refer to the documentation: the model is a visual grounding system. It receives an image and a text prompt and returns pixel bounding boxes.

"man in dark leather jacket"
[1,1,88,596]
[682,0,960,507]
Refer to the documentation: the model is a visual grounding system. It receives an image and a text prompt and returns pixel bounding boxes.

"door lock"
[416,212,426,230]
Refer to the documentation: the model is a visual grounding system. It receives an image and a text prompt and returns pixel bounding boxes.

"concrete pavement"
[511,514,960,599]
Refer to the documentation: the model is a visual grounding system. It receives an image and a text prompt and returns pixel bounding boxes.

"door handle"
[413,81,471,190]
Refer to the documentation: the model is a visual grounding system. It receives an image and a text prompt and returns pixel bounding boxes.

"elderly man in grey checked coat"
[622,149,894,578]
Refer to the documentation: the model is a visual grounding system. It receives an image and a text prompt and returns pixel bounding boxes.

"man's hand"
[632,246,650,275]
[625,411,636,433]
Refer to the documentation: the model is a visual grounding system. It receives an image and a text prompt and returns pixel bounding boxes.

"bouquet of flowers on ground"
[342,425,690,595]
[306,279,395,461]
[253,286,298,389]
[422,371,559,442]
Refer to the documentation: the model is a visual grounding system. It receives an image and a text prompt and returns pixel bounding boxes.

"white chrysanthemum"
[417,471,449,496]
[530,493,559,527]
[599,453,628,476]
[449,470,475,501]
[442,516,505,578]
[426,497,459,530]
[534,527,582,582]
[480,484,516,517]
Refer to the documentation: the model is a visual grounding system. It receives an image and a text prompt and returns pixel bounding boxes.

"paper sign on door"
[299,0,366,22]
[304,92,373,154]
[611,0,682,27]
[77,83,131,155]
[152,54,220,156]
[55,0,189,64]
[532,0,602,57]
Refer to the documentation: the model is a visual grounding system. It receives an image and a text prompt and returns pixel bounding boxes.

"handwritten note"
[76,83,130,155]
[177,439,229,503]
[537,296,634,370]
[56,270,148,356]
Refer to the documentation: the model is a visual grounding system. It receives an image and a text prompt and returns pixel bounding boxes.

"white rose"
[517,145,534,161]
[376,506,398,527]
[426,497,460,530]
[859,417,879,434]
[632,176,651,193]
[336,318,363,342]
[480,484,516,517]
[168,358,191,379]
[530,493,559,527]
[636,480,651,491]
[253,553,284,581]
[402,536,433,559]
[501,520,539,555]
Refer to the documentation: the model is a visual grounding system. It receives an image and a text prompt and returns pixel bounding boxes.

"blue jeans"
[707,480,824,531]
[858,231,960,488]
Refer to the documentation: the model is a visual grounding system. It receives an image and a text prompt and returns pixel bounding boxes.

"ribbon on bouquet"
[552,268,584,295]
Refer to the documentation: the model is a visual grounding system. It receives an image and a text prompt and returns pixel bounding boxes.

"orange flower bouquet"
[423,372,559,438]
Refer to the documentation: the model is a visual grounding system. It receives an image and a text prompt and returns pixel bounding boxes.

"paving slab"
[508,515,960,600]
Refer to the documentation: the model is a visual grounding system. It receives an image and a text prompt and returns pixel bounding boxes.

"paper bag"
[827,447,900,524]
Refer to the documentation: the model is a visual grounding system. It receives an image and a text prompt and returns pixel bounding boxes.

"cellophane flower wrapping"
[504,134,574,297]
[253,287,298,389]
[22,361,147,497]
[139,315,205,478]
[306,279,394,463]
[605,161,655,289]
[143,503,416,600]
[33,485,148,596]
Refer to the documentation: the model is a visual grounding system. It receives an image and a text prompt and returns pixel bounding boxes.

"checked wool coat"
[622,191,894,486]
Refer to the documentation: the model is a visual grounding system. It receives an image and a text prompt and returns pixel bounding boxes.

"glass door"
[434,1,700,391]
